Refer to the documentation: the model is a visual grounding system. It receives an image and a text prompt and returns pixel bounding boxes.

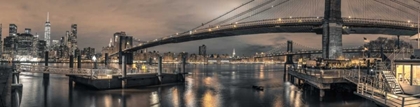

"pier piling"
[43,51,49,80]
[158,56,162,84]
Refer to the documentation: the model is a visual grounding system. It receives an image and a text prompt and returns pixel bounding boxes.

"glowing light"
[348,16,352,18]
[289,16,292,18]
[235,22,238,24]
[278,18,282,21]
[208,29,212,31]
[92,56,97,61]
[233,25,237,28]
[408,20,411,23]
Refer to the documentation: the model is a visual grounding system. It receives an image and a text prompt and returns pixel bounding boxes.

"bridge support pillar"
[43,51,49,80]
[287,40,293,52]
[322,0,343,59]
[126,52,133,65]
[283,54,294,82]
[120,52,133,65]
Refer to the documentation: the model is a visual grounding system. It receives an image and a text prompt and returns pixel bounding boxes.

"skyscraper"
[199,44,206,57]
[24,28,31,34]
[44,12,51,48]
[70,24,77,55]
[232,48,236,58]
[9,24,17,36]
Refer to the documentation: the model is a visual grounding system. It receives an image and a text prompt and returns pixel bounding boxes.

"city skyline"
[0,0,418,56]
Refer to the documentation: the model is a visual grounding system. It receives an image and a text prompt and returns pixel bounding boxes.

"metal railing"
[16,64,179,79]
[344,69,420,107]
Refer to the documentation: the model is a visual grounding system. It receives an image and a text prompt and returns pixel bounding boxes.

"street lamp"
[92,55,97,69]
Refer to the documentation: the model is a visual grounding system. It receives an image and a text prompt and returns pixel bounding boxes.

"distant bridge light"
[278,18,282,21]
[316,17,319,19]
[233,25,237,28]
[189,31,192,34]
[235,22,238,24]
[408,20,411,23]
[208,29,212,31]
[348,16,351,18]
[176,33,179,35]
[216,26,219,29]
[289,16,292,18]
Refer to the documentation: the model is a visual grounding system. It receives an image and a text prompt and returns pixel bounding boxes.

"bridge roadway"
[256,48,412,58]
[109,17,419,56]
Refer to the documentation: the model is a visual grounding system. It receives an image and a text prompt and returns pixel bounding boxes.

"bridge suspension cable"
[373,0,417,17]
[237,0,290,22]
[388,0,420,13]
[265,43,287,54]
[214,0,276,25]
[293,42,319,51]
[190,0,255,30]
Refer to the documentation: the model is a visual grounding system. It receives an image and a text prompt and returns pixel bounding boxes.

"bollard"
[77,55,81,69]
[158,56,162,84]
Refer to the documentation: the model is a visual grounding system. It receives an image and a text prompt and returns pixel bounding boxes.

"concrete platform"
[288,69,348,89]
[68,73,184,89]
[0,66,12,107]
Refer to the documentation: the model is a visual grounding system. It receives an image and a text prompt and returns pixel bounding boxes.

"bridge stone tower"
[322,0,343,59]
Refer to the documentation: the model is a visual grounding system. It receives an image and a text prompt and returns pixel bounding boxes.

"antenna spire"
[47,12,50,22]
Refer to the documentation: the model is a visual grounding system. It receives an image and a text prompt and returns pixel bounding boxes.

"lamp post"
[92,56,97,69]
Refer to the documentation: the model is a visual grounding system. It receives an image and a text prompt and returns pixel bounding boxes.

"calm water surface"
[19,63,378,107]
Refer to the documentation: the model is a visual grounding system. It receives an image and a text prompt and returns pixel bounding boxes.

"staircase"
[381,71,403,94]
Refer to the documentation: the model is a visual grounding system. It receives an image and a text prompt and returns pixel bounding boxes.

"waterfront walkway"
[289,68,420,107]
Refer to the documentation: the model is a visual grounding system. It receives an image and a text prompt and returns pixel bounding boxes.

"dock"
[287,67,420,107]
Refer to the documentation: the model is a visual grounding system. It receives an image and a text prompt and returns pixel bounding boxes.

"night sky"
[0,0,418,56]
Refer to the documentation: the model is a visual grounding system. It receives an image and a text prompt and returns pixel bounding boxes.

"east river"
[18,63,378,107]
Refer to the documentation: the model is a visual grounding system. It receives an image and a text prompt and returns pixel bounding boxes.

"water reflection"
[19,63,378,107]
